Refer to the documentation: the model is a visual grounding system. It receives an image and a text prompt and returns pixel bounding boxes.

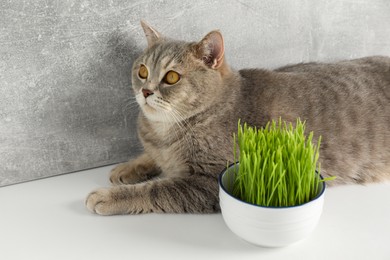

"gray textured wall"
[1,0,390,186]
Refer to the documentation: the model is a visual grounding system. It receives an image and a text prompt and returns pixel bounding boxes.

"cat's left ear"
[195,30,225,69]
[140,20,161,47]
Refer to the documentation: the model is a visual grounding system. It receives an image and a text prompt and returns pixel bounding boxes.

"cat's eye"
[138,65,148,79]
[164,71,180,85]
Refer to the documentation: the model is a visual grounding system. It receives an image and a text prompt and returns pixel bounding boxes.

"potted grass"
[219,118,334,247]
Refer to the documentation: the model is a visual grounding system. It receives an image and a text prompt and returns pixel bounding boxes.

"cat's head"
[132,21,230,123]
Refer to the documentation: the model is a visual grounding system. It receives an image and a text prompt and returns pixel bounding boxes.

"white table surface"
[1,165,389,260]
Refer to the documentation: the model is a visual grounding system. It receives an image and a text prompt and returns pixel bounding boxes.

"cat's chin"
[143,113,172,123]
[141,105,171,123]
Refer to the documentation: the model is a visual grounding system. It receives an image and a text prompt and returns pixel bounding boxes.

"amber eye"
[164,71,180,85]
[138,65,148,79]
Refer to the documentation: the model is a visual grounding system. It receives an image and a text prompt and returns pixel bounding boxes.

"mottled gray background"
[1,0,390,186]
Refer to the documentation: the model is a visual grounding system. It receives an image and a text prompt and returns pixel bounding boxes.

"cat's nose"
[142,88,154,98]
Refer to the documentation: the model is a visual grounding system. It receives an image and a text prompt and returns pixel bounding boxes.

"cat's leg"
[85,175,219,215]
[109,153,161,185]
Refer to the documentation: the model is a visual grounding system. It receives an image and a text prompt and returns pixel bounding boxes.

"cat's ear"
[140,20,161,47]
[195,30,225,69]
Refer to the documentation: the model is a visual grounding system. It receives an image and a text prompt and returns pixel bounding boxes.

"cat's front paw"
[85,187,126,215]
[85,186,152,215]
[110,159,159,185]
[109,162,137,185]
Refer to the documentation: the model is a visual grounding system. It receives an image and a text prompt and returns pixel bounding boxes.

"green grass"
[232,118,334,207]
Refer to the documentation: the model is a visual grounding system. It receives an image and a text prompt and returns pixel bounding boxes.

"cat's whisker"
[171,105,197,136]
[161,110,175,140]
[123,96,137,102]
[154,105,190,155]
[122,97,139,113]
[152,100,183,138]
[168,107,199,161]
[166,112,184,145]
[122,104,139,114]
[123,98,138,106]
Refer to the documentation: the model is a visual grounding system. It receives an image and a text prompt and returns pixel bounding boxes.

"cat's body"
[86,22,390,215]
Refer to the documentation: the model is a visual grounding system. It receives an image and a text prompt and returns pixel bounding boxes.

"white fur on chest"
[148,122,189,178]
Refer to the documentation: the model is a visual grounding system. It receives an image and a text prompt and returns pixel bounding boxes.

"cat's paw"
[110,160,158,185]
[109,162,139,185]
[110,162,137,185]
[85,187,126,215]
[85,186,152,215]
[85,187,134,216]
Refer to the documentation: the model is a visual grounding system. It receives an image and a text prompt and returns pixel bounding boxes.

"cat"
[86,21,390,215]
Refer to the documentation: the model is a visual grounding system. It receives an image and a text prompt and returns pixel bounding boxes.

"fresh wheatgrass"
[232,118,335,207]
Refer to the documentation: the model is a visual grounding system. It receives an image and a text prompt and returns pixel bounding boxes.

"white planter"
[219,163,325,247]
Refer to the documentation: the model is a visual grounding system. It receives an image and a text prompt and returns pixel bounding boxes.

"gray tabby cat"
[86,21,390,215]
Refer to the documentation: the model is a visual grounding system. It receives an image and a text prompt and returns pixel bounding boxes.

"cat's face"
[132,21,226,123]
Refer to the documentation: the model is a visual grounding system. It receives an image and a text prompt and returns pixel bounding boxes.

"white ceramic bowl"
[219,163,325,247]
